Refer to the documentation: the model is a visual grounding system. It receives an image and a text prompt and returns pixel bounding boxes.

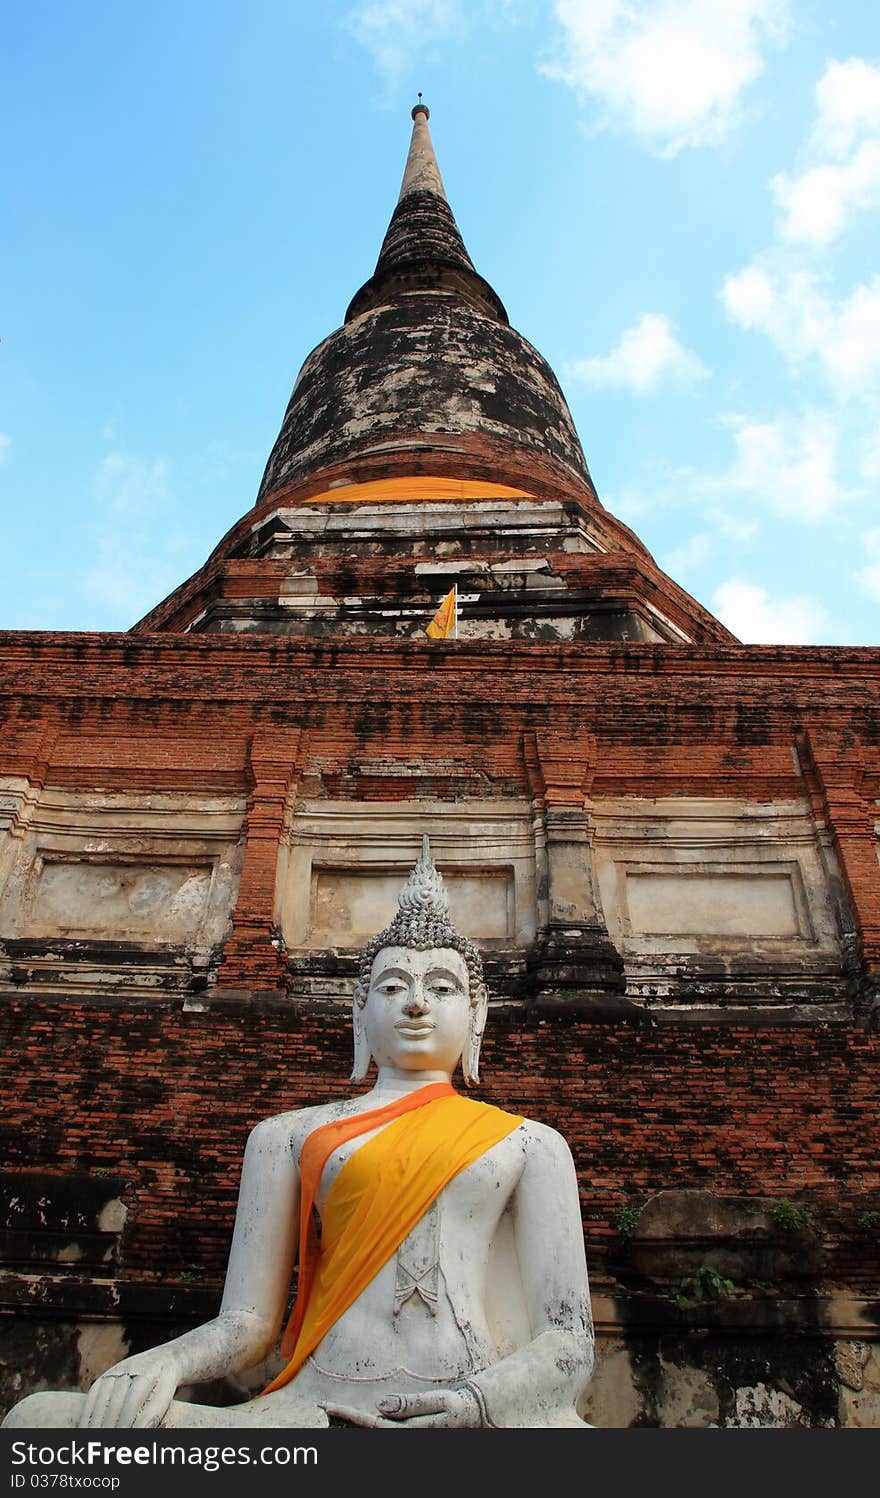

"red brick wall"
[1,629,878,1306]
[0,996,876,1290]
[2,631,878,974]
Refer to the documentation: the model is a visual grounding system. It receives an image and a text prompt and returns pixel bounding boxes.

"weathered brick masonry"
[2,629,877,1243]
[1,997,877,1287]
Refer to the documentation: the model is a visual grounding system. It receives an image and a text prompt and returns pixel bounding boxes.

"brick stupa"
[1,106,878,1427]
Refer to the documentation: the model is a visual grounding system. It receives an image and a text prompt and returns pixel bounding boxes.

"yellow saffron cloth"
[425,584,456,640]
[288,477,535,508]
[261,1087,524,1395]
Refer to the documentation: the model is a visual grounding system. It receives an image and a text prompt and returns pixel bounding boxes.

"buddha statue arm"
[463,1122,594,1427]
[79,1116,301,1428]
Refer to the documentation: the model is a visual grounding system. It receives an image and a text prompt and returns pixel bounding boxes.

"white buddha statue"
[3,838,593,1429]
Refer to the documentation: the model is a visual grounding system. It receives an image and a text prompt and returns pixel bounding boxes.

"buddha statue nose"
[403,982,430,1015]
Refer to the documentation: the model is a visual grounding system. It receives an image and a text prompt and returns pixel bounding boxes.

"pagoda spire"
[345,103,508,325]
[397,100,447,202]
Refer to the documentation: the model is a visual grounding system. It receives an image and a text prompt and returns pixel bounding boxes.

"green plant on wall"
[857,1210,880,1236]
[671,1265,736,1309]
[617,1203,640,1241]
[769,1199,813,1233]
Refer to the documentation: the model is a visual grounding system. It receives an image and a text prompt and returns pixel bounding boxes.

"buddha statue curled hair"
[355,835,485,1000]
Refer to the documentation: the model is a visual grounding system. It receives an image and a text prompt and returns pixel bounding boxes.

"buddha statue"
[3,838,594,1429]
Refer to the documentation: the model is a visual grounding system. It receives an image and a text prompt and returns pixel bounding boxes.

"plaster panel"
[25,861,212,941]
[0,786,245,952]
[310,866,513,945]
[625,868,801,938]
[279,797,535,949]
[593,797,840,958]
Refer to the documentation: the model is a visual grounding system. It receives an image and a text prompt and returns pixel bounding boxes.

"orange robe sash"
[261,1084,524,1395]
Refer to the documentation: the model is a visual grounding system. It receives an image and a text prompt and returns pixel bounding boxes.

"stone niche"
[623,867,804,940]
[591,797,846,1003]
[20,861,214,942]
[309,865,514,946]
[0,783,245,991]
[277,799,536,953]
[619,1189,824,1285]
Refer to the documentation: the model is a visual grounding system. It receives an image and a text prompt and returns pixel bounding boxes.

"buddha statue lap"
[3,838,594,1430]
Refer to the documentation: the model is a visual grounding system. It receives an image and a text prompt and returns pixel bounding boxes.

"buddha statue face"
[351,837,488,1086]
[362,945,472,1076]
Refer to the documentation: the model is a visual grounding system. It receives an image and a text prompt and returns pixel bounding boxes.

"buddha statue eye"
[376,977,407,996]
[427,976,459,996]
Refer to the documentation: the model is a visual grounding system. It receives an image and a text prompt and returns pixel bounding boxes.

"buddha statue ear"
[462,980,488,1088]
[350,982,372,1083]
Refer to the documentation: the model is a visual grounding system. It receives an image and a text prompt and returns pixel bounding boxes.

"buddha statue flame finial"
[396,833,449,917]
[356,835,479,988]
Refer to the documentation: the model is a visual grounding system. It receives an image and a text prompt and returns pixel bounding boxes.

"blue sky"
[2,1,879,644]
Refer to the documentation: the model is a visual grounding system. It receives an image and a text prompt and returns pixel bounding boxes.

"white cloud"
[812,58,880,158]
[661,512,759,586]
[772,142,880,246]
[344,0,464,78]
[711,578,830,643]
[542,0,791,155]
[722,264,880,391]
[566,312,708,391]
[606,407,846,543]
[0,434,10,465]
[724,410,845,522]
[83,542,191,620]
[714,508,758,542]
[639,411,847,525]
[857,528,880,602]
[820,280,880,388]
[768,58,880,245]
[722,55,880,434]
[721,263,776,328]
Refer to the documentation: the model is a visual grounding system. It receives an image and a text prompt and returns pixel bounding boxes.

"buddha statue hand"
[323,1385,485,1429]
[323,1378,488,1426]
[79,1351,180,1429]
[377,1387,488,1427]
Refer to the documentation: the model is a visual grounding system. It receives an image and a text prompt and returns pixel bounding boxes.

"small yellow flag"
[425,585,457,640]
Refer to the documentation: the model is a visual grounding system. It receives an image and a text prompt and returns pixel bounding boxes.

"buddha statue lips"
[2,837,594,1431]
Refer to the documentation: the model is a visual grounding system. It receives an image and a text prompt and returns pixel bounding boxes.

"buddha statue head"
[351,836,489,1086]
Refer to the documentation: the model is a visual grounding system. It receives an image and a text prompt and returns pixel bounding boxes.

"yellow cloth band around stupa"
[287,477,535,506]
